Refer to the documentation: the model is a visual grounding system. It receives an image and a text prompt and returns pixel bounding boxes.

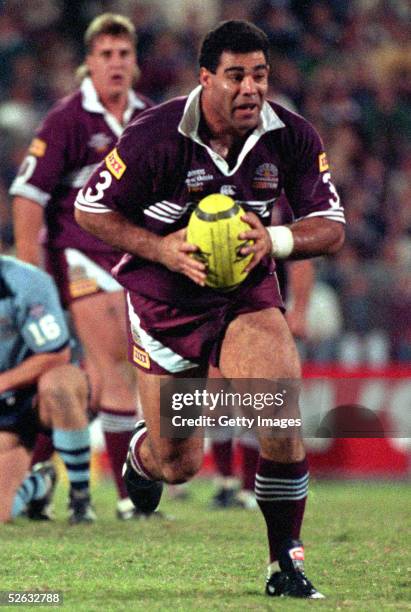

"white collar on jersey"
[178,85,285,177]
[80,77,146,137]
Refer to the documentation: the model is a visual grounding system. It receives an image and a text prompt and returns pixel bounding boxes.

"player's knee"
[38,366,88,418]
[161,452,203,484]
[259,436,305,462]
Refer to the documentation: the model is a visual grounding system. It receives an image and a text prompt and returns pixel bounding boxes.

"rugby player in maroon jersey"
[75,20,345,599]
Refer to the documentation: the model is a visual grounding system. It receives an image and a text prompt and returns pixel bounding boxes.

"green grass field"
[1,479,410,611]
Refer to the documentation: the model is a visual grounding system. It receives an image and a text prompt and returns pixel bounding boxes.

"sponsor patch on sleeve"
[133,345,151,369]
[29,138,47,157]
[319,152,329,172]
[105,148,127,179]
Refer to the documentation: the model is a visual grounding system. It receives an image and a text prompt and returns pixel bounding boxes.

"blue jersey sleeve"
[15,267,70,354]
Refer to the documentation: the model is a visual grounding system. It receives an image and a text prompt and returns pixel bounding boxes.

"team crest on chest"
[252,163,279,190]
[88,132,112,153]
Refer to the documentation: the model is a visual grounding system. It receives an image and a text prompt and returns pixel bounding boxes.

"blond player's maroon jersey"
[75,85,344,301]
[10,78,153,253]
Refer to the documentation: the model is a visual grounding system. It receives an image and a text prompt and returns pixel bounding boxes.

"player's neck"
[199,116,248,166]
[99,91,129,124]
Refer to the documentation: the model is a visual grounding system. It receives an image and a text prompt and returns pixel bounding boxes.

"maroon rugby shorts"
[44,247,123,307]
[125,272,284,375]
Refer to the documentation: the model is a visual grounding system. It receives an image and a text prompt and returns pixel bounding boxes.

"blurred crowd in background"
[0,0,410,365]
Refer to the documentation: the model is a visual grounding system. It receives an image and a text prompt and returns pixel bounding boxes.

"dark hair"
[199,20,269,73]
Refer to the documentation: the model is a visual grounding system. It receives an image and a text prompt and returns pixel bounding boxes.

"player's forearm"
[288,218,345,259]
[288,260,314,313]
[75,209,163,263]
[12,197,44,266]
[0,348,70,394]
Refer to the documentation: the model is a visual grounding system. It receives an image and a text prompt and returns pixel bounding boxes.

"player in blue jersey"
[75,20,345,598]
[0,255,95,524]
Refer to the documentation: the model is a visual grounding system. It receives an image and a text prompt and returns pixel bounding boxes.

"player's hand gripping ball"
[187,194,254,290]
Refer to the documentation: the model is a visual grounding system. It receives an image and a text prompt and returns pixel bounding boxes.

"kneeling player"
[0,255,94,524]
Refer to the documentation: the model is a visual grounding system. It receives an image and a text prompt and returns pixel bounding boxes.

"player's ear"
[199,67,212,89]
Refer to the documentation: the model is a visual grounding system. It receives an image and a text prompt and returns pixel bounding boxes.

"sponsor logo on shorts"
[319,152,329,172]
[29,138,47,157]
[133,345,151,369]
[69,278,99,298]
[105,148,126,179]
[252,163,279,190]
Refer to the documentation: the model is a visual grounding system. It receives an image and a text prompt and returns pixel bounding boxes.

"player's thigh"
[220,308,304,460]
[136,369,204,469]
[70,290,127,363]
[219,307,301,379]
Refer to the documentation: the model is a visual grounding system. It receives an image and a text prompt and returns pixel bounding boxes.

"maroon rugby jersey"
[75,85,344,301]
[9,78,153,253]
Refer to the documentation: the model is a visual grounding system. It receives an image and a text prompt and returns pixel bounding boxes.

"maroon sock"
[255,456,309,562]
[239,442,259,491]
[100,407,136,499]
[211,439,234,477]
[30,433,55,466]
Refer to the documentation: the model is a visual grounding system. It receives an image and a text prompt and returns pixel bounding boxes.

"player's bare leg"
[137,370,204,483]
[70,290,138,514]
[38,364,89,429]
[37,364,95,523]
[70,291,135,409]
[122,369,205,515]
[219,307,324,598]
[0,434,31,522]
[208,364,258,509]
[0,432,57,524]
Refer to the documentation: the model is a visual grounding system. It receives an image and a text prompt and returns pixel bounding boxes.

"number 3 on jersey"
[28,314,62,346]
[323,172,340,209]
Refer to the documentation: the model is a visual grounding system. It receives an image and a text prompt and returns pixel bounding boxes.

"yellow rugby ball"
[187,194,253,291]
